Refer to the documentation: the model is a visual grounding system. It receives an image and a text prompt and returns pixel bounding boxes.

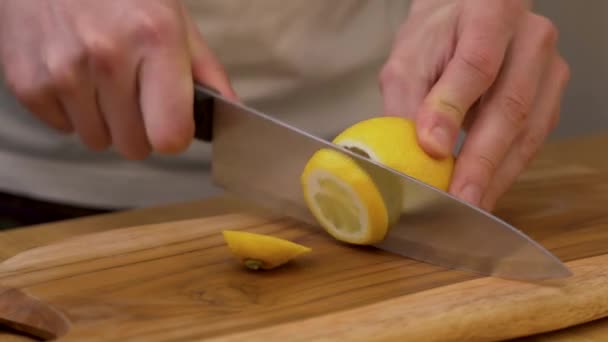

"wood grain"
[0,213,478,341]
[0,132,607,341]
[1,210,608,341]
[206,253,608,342]
[514,318,608,341]
[0,196,257,261]
[493,162,608,263]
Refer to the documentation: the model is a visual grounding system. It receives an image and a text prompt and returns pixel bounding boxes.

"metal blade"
[200,87,571,281]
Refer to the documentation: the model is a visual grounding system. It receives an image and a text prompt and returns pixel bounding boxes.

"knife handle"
[193,83,217,142]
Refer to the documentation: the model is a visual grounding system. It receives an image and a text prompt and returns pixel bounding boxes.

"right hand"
[0,0,236,159]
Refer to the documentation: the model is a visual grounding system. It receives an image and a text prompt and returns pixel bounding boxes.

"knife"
[191,83,572,281]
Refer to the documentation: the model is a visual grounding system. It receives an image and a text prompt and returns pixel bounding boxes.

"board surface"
[0,212,478,341]
[1,135,608,341]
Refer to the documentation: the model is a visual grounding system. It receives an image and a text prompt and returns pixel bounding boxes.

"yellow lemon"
[222,230,311,270]
[332,116,454,191]
[300,116,454,245]
[300,148,389,244]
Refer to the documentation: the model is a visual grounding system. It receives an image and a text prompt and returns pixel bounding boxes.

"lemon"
[222,230,311,270]
[300,148,389,244]
[300,116,454,245]
[333,116,454,191]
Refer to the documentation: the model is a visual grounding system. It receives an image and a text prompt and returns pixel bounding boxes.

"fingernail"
[460,184,482,206]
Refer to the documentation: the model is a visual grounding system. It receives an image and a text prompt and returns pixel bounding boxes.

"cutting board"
[2,157,608,341]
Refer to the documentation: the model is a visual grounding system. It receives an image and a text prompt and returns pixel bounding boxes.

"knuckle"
[437,98,466,120]
[476,154,498,178]
[379,61,406,88]
[519,131,544,163]
[502,91,530,127]
[46,55,81,93]
[130,8,178,45]
[83,35,120,76]
[461,152,498,186]
[531,14,559,49]
[458,49,499,84]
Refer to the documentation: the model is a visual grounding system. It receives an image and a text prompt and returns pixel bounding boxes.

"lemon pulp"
[301,148,388,245]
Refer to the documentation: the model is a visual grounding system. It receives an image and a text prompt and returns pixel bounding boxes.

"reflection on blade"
[204,88,571,281]
[372,177,573,280]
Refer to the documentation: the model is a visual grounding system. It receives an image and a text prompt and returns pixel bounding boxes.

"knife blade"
[192,83,571,281]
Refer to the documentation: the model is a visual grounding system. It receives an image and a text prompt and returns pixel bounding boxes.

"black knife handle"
[193,83,218,142]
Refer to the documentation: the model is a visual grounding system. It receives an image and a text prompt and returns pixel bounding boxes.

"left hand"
[379,0,570,211]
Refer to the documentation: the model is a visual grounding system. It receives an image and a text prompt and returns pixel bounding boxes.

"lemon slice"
[223,230,311,270]
[300,148,389,245]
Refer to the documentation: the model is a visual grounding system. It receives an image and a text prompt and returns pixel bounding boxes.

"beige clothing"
[0,0,410,209]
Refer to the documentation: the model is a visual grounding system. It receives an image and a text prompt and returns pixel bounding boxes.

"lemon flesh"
[300,148,389,245]
[223,230,311,270]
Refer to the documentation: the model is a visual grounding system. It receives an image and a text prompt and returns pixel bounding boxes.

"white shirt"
[0,0,410,209]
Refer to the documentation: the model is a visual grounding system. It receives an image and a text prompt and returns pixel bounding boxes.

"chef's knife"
[192,83,571,281]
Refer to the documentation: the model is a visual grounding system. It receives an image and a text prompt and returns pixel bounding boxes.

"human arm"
[379,0,570,210]
[0,0,236,160]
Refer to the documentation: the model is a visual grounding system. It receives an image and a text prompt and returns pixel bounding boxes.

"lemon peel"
[333,116,454,192]
[222,230,311,270]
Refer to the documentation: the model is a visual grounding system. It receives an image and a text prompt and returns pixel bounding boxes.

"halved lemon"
[300,148,389,245]
[333,116,454,192]
[300,117,454,245]
[223,230,311,270]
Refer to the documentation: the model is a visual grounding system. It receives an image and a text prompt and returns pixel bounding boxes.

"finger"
[19,83,72,133]
[380,61,431,120]
[0,6,72,133]
[184,10,237,100]
[88,35,151,159]
[414,3,518,158]
[481,55,570,211]
[138,10,194,154]
[1,56,72,133]
[45,52,109,149]
[448,14,557,207]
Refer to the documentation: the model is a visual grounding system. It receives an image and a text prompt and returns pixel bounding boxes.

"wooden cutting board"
[2,148,608,341]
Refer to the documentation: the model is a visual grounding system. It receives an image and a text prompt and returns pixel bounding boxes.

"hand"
[379,0,570,211]
[0,0,236,159]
